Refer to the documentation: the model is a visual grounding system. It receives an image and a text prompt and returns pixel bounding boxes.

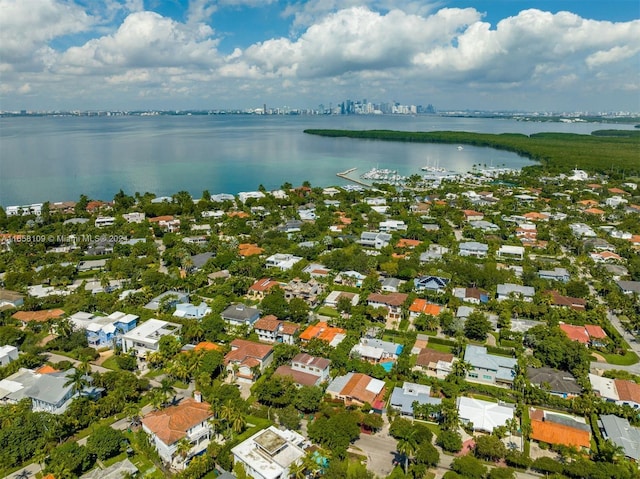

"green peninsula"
[304,129,640,176]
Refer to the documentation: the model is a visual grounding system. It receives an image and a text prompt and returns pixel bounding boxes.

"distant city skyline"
[1,0,638,112]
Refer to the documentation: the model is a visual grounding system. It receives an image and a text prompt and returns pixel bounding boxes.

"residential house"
[530,408,591,450]
[617,281,640,296]
[599,415,640,462]
[298,322,346,347]
[0,289,24,309]
[456,397,515,433]
[173,302,211,320]
[232,426,307,479]
[283,278,324,306]
[389,382,441,418]
[253,316,299,344]
[145,291,189,311]
[350,337,403,364]
[69,311,138,349]
[546,290,587,311]
[569,223,596,238]
[273,353,331,387]
[453,287,489,304]
[459,241,489,258]
[359,231,392,249]
[420,244,449,262]
[326,372,386,411]
[122,319,182,358]
[538,267,571,282]
[12,308,65,327]
[302,263,331,278]
[379,220,407,232]
[469,220,500,232]
[238,191,266,203]
[590,250,622,263]
[0,345,18,366]
[247,278,281,300]
[381,277,403,293]
[464,345,517,387]
[497,245,525,260]
[334,270,366,287]
[224,339,274,382]
[496,283,535,302]
[142,396,213,470]
[149,215,180,232]
[589,374,640,409]
[122,212,145,223]
[414,276,449,294]
[324,291,359,309]
[254,315,283,343]
[220,304,261,329]
[366,292,408,323]
[413,348,456,379]
[559,323,608,347]
[462,210,484,221]
[95,216,115,228]
[408,299,442,319]
[265,253,303,271]
[526,367,582,399]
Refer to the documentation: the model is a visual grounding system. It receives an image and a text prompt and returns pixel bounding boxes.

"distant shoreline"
[304,129,640,176]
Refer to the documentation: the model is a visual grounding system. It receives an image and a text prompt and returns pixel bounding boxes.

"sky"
[0,0,639,112]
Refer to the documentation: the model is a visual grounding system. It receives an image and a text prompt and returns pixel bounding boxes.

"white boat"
[457,145,464,151]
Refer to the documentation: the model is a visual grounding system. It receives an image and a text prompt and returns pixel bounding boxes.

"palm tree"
[159,377,176,405]
[176,437,193,460]
[149,389,165,410]
[288,461,306,479]
[64,368,89,396]
[231,411,246,434]
[124,403,142,428]
[397,432,418,474]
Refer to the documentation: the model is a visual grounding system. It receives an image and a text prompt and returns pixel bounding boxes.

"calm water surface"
[0,115,628,206]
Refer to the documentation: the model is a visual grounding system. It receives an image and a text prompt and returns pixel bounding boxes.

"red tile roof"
[12,309,65,322]
[142,398,212,446]
[273,365,320,387]
[530,409,590,449]
[415,348,455,368]
[224,339,273,365]
[559,324,589,344]
[409,299,441,316]
[249,278,281,292]
[280,322,300,335]
[254,315,281,332]
[367,292,408,307]
[614,379,640,404]
[299,322,345,343]
[584,325,607,339]
[339,373,386,405]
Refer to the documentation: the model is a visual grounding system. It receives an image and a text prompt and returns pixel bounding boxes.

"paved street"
[46,352,110,374]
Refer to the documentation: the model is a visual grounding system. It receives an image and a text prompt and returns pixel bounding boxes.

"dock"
[336,168,373,187]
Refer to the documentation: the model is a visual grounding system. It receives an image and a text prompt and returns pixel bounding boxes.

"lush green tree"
[254,375,297,407]
[288,298,310,322]
[294,385,324,413]
[463,311,493,341]
[414,441,439,468]
[487,467,516,479]
[436,430,463,453]
[261,288,288,318]
[307,410,360,459]
[531,457,564,474]
[450,455,486,479]
[475,434,507,461]
[87,426,125,460]
[276,405,300,430]
[46,442,93,477]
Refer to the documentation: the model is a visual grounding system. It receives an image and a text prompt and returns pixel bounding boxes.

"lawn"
[425,342,453,353]
[594,350,639,366]
[316,306,340,318]
[101,355,121,371]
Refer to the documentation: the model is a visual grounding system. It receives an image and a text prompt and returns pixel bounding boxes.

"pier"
[336,168,373,187]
